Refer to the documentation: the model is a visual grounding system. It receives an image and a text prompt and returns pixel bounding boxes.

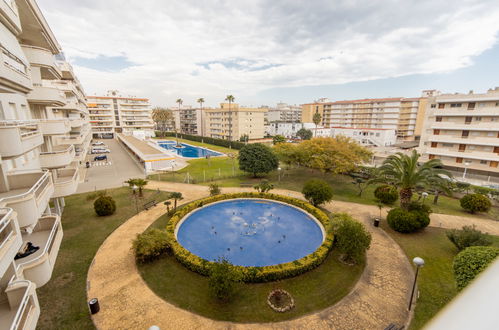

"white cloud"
[38,0,499,106]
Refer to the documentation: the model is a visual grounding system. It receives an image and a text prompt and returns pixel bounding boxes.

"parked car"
[91,148,110,154]
[92,141,105,146]
[94,155,107,161]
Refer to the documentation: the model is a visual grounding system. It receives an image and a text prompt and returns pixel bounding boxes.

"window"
[429,154,435,160]
[376,133,380,137]
[443,143,454,147]
[465,116,472,124]
[458,144,466,152]
[467,102,476,110]
[431,142,438,148]
[438,103,445,109]
[478,103,486,107]
[475,117,482,121]
[430,104,436,108]
[450,103,462,108]
[491,118,498,122]
[487,132,495,137]
[434,129,440,135]
[436,116,442,122]
[456,157,463,163]
[462,130,469,138]
[468,145,476,150]
[480,160,487,164]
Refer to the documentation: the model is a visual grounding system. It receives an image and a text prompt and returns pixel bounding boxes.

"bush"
[253,180,274,193]
[453,246,499,290]
[165,192,334,282]
[460,194,492,213]
[446,225,492,251]
[374,185,398,205]
[332,213,371,264]
[302,179,334,207]
[238,144,279,177]
[386,207,430,233]
[85,190,107,201]
[133,229,171,263]
[209,183,221,196]
[93,195,116,216]
[208,258,241,302]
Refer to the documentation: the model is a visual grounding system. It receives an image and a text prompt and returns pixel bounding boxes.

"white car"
[91,148,110,154]
[92,141,105,146]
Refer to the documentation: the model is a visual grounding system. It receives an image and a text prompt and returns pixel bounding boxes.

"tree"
[225,95,235,141]
[239,134,249,143]
[238,143,278,177]
[253,180,274,193]
[460,194,491,214]
[272,135,286,145]
[453,246,499,290]
[374,185,398,205]
[170,192,183,209]
[273,142,300,169]
[208,257,241,302]
[373,150,452,210]
[197,98,205,140]
[209,183,221,196]
[296,137,372,174]
[302,179,333,207]
[296,128,312,140]
[151,107,174,135]
[125,178,148,197]
[94,195,116,216]
[163,200,172,212]
[446,225,492,251]
[175,98,183,144]
[351,176,371,197]
[312,112,322,137]
[332,213,372,264]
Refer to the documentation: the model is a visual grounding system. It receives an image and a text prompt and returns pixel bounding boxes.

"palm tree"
[125,178,149,197]
[373,150,452,209]
[175,98,183,145]
[312,112,322,137]
[197,98,205,142]
[225,95,235,142]
[170,192,183,210]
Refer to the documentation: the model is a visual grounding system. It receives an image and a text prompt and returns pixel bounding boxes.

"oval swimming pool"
[176,199,324,267]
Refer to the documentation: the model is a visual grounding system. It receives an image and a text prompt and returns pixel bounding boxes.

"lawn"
[36,187,171,330]
[381,224,499,329]
[138,212,365,322]
[153,136,238,154]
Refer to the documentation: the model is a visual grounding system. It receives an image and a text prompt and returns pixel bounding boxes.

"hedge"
[165,192,334,282]
[155,131,246,150]
[453,246,499,290]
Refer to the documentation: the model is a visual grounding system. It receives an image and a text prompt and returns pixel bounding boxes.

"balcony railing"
[0,121,43,158]
[0,208,22,276]
[2,280,39,330]
[20,45,61,79]
[52,168,79,198]
[27,84,66,106]
[39,145,75,169]
[38,119,71,135]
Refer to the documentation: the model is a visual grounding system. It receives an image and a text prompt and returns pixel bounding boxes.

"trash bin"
[373,218,380,227]
[89,298,100,314]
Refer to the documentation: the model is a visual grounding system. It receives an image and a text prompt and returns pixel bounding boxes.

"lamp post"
[421,192,429,204]
[408,257,425,311]
[278,167,282,182]
[462,161,471,179]
[132,185,139,214]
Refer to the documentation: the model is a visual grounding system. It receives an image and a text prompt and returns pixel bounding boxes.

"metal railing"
[40,144,74,156]
[7,280,35,330]
[0,171,52,207]
[0,208,14,252]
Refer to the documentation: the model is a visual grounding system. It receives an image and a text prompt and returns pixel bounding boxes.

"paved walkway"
[86,182,499,329]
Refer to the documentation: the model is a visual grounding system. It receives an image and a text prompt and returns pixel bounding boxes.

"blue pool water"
[158,141,222,158]
[176,199,324,267]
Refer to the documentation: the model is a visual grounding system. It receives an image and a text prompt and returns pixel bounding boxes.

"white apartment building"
[331,127,397,147]
[0,1,89,328]
[419,88,499,179]
[266,122,330,138]
[204,103,267,140]
[87,91,154,139]
[266,102,302,123]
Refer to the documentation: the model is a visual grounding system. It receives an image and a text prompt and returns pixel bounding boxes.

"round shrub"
[93,195,116,216]
[460,194,491,214]
[386,207,430,233]
[332,213,371,264]
[302,179,333,207]
[133,229,171,263]
[374,185,398,205]
[453,246,499,290]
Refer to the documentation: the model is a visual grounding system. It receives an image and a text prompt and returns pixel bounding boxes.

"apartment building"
[204,103,267,141]
[302,97,425,140]
[0,0,89,328]
[172,106,205,136]
[266,102,302,123]
[87,91,154,138]
[330,127,397,147]
[418,88,499,178]
[266,122,330,138]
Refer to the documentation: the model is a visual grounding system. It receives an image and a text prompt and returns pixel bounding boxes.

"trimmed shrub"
[386,207,430,233]
[460,194,491,214]
[93,195,116,216]
[209,183,221,196]
[208,258,241,302]
[133,229,171,263]
[302,179,333,207]
[374,185,398,205]
[332,213,371,264]
[446,225,492,251]
[453,246,499,290]
[164,192,334,282]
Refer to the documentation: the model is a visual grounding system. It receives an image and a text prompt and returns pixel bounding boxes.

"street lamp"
[462,161,471,179]
[278,167,282,182]
[408,257,425,311]
[421,192,429,204]
[132,185,139,214]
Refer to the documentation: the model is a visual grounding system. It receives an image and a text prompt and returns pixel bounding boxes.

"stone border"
[267,289,295,312]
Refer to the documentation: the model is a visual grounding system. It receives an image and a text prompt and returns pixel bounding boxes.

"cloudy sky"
[38,0,499,107]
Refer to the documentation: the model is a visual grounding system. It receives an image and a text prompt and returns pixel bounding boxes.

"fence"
[153,167,246,184]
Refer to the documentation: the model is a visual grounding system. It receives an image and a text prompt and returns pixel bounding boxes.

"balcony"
[0,1,22,34]
[0,208,22,276]
[27,84,65,106]
[52,168,79,198]
[427,134,498,146]
[0,280,39,330]
[16,215,63,288]
[426,148,499,162]
[56,125,90,145]
[39,145,75,169]
[38,119,71,135]
[430,122,499,131]
[20,45,61,80]
[0,122,43,158]
[0,171,54,229]
[69,118,83,128]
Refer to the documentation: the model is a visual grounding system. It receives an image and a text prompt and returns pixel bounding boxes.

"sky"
[38,0,499,108]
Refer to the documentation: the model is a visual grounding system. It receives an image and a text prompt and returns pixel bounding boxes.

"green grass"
[36,187,171,330]
[138,212,365,322]
[381,224,499,329]
[154,136,238,154]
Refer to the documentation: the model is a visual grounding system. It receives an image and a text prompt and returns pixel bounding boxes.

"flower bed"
[267,289,295,312]
[165,192,334,282]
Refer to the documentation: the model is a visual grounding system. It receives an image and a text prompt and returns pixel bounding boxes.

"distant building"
[87,91,154,138]
[171,106,205,136]
[204,103,267,140]
[331,127,397,147]
[266,122,330,138]
[266,102,302,123]
[418,88,499,178]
